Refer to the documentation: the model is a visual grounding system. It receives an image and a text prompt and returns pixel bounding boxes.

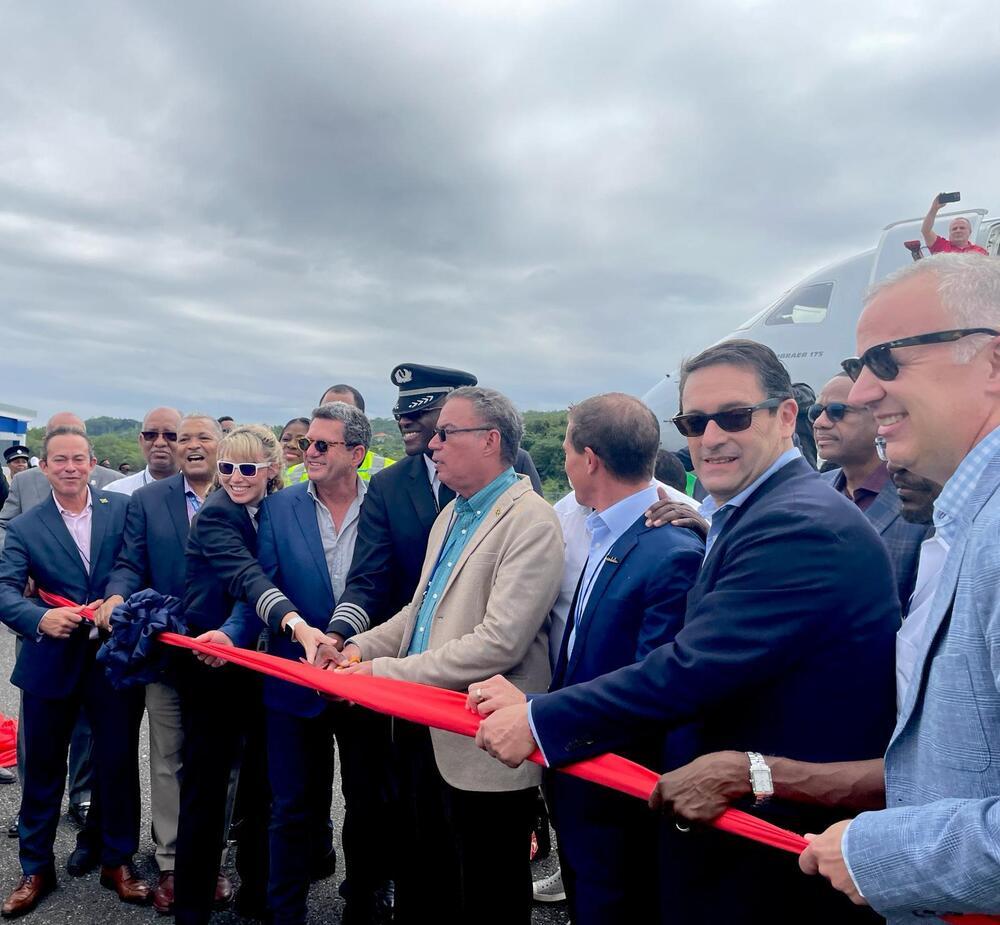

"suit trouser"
[545,772,658,925]
[265,702,394,925]
[15,635,94,806]
[173,656,256,925]
[392,722,535,925]
[18,649,144,875]
[145,679,184,871]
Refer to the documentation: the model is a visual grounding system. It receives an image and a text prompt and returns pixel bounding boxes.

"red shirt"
[929,236,988,256]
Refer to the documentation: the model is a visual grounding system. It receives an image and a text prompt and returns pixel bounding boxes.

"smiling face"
[396,406,442,457]
[40,434,95,504]
[948,218,972,247]
[7,456,29,476]
[302,417,365,487]
[681,363,797,504]
[812,376,878,470]
[218,452,275,506]
[849,273,998,484]
[279,420,309,466]
[176,417,221,484]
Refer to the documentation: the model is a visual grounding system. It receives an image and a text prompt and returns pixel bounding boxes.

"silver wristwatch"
[746,751,773,804]
[285,615,305,637]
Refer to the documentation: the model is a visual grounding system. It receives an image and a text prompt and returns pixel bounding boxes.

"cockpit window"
[764,282,833,326]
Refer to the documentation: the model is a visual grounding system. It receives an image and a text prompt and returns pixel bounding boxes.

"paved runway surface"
[0,633,568,923]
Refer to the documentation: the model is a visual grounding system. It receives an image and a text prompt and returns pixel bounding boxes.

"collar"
[54,491,93,517]
[848,461,890,497]
[306,475,368,505]
[456,467,518,514]
[933,424,1000,546]
[585,484,659,542]
[183,477,207,499]
[423,453,438,485]
[699,447,801,520]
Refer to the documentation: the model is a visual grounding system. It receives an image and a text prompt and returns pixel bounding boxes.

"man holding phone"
[921,192,988,255]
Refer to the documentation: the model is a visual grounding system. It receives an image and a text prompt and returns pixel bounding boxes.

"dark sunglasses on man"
[807,402,862,424]
[296,436,358,454]
[841,328,999,382]
[140,430,178,443]
[432,426,495,442]
[671,398,785,438]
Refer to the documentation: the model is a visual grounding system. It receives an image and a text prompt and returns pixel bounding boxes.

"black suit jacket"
[105,472,190,600]
[183,488,270,638]
[0,488,128,699]
[531,456,898,924]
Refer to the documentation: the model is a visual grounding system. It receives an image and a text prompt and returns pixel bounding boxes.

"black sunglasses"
[296,436,357,454]
[140,430,178,443]
[671,398,784,438]
[841,328,999,382]
[807,402,862,424]
[432,426,495,442]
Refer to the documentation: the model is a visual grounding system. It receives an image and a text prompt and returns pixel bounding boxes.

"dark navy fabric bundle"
[96,589,188,689]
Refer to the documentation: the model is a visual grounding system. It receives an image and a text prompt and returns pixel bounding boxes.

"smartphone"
[938,191,961,205]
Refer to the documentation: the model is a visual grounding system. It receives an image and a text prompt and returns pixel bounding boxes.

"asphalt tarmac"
[0,634,569,924]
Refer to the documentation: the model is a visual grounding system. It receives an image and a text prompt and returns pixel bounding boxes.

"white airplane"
[645,205,1000,450]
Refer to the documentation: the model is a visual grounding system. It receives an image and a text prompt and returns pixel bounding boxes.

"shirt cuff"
[526,701,550,768]
[840,819,867,900]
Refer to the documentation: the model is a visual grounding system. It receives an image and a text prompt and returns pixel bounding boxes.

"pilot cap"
[391,364,478,417]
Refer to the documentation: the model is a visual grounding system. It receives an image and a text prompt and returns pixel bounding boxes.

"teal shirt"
[406,467,520,656]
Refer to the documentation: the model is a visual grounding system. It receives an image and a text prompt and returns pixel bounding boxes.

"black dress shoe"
[309,848,337,883]
[67,802,90,828]
[66,845,99,878]
[5,821,17,840]
[0,768,15,785]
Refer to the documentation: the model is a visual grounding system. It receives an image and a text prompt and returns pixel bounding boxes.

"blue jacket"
[844,449,1000,922]
[821,467,931,609]
[0,488,128,699]
[223,482,336,718]
[105,472,190,600]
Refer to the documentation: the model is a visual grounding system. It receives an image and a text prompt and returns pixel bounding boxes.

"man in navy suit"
[471,393,703,924]
[475,341,900,924]
[0,427,149,918]
[812,372,930,607]
[221,402,393,925]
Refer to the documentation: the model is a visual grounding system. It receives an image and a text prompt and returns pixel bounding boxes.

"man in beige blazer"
[329,386,563,925]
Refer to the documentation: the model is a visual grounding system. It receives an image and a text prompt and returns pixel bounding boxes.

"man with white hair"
[802,254,1000,921]
[921,193,988,256]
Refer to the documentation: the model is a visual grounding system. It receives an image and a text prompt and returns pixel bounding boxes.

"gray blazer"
[843,449,1000,921]
[821,468,930,608]
[0,464,122,552]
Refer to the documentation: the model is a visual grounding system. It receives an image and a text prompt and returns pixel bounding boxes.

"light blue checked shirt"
[698,447,801,557]
[931,424,1000,548]
[406,467,519,656]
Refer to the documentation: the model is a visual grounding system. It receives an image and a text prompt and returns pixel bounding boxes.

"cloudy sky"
[2,0,997,425]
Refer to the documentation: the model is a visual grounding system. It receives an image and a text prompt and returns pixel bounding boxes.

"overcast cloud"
[1,0,998,425]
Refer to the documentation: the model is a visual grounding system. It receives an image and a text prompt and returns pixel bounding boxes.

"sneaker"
[531,868,566,903]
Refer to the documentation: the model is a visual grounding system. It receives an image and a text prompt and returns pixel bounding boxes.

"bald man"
[105,408,183,497]
[0,414,122,552]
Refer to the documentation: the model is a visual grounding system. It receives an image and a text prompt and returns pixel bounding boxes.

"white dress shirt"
[308,477,367,601]
[54,495,93,574]
[103,466,155,496]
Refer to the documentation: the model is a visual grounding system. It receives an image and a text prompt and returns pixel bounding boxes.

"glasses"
[807,402,862,424]
[671,398,784,438]
[296,436,357,454]
[217,460,269,477]
[432,426,495,442]
[841,328,999,382]
[140,430,178,443]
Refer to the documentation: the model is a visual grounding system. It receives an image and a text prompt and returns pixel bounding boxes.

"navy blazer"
[532,456,899,785]
[105,472,190,600]
[821,467,931,609]
[182,488,271,646]
[223,483,337,718]
[552,513,703,692]
[0,488,128,699]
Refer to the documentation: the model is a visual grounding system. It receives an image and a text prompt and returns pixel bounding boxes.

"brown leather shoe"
[214,871,234,908]
[99,865,151,905]
[151,871,174,915]
[1,872,55,919]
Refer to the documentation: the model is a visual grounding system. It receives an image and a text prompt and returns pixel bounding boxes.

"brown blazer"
[352,475,564,792]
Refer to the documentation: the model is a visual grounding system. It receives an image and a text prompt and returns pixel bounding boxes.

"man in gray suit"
[0,412,120,841]
[0,413,121,552]
[813,372,931,607]
[802,254,1000,920]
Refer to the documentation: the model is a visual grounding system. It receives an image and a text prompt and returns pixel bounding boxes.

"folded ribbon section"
[38,590,992,923]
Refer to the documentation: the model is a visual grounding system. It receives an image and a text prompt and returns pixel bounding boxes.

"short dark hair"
[567,393,660,483]
[41,426,93,461]
[319,384,365,412]
[311,402,372,450]
[654,450,688,492]
[678,339,794,413]
[281,416,310,433]
[217,416,234,424]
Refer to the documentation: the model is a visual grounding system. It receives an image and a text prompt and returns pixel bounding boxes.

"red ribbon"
[39,590,992,922]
